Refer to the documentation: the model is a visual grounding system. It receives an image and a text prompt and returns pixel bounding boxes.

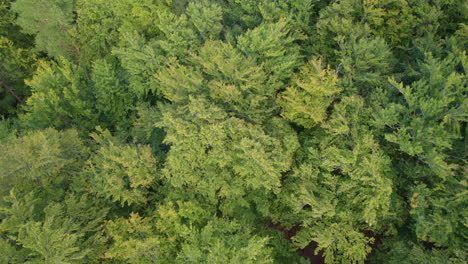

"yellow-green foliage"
[278,58,340,128]
[88,128,158,206]
[0,0,466,263]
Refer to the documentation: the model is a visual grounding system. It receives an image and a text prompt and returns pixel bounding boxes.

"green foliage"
[0,237,30,264]
[237,19,302,82]
[278,58,340,128]
[12,0,76,58]
[314,0,436,64]
[0,1,466,263]
[157,39,282,123]
[278,96,398,264]
[0,0,33,46]
[176,219,274,264]
[409,182,467,248]
[157,96,298,216]
[73,0,167,65]
[105,213,160,263]
[338,34,393,94]
[0,37,36,115]
[91,59,136,131]
[15,196,108,264]
[0,128,87,199]
[88,128,159,206]
[377,52,466,179]
[1,188,107,263]
[112,0,224,98]
[20,57,136,132]
[370,238,467,264]
[0,0,36,115]
[373,49,467,249]
[293,223,372,264]
[20,58,96,130]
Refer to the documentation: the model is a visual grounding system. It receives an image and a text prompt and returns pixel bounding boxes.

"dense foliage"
[0,0,466,263]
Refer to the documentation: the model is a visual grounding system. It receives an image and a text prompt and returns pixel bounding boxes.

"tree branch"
[0,78,22,103]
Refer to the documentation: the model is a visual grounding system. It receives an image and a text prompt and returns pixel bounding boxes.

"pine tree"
[176,219,274,264]
[0,37,36,115]
[156,97,298,217]
[0,1,466,263]
[0,128,87,200]
[15,196,108,264]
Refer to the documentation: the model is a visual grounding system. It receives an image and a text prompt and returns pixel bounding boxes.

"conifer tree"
[104,213,160,263]
[0,128,107,263]
[176,219,274,264]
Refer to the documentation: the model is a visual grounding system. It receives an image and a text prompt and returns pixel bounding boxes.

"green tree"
[0,1,466,263]
[276,96,399,264]
[277,58,340,128]
[12,0,76,58]
[176,219,274,264]
[91,59,136,132]
[0,128,107,263]
[87,128,159,206]
[157,97,298,217]
[0,0,36,115]
[0,37,36,115]
[104,213,160,263]
[373,48,467,249]
[15,196,108,264]
[19,58,96,130]
[0,128,87,200]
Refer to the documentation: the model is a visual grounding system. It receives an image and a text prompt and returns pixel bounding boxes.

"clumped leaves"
[278,58,340,128]
[88,128,158,206]
[0,1,466,264]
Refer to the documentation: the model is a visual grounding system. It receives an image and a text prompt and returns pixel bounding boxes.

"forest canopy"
[0,0,467,263]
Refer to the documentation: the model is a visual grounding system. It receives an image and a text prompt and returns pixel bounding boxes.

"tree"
[157,97,298,217]
[87,128,159,206]
[373,46,467,249]
[370,238,466,264]
[156,40,282,123]
[276,96,399,264]
[104,213,160,263]
[176,219,274,264]
[0,1,466,263]
[15,196,108,264]
[277,58,340,128]
[91,59,136,132]
[0,0,36,115]
[19,58,96,130]
[11,0,76,58]
[0,128,107,263]
[0,128,87,200]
